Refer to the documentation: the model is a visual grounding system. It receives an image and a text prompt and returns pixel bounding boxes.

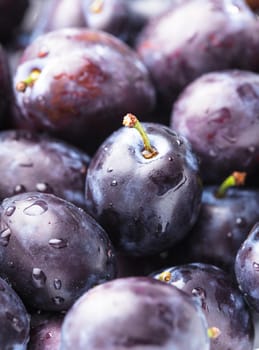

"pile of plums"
[1,0,259,349]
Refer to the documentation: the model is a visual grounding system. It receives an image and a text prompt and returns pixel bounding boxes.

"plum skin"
[85,123,202,256]
[60,276,210,350]
[170,70,259,184]
[13,28,156,155]
[0,192,117,312]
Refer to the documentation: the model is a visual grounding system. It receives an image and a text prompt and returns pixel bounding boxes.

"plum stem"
[90,0,104,13]
[207,327,221,339]
[123,113,158,159]
[16,69,41,92]
[215,171,247,198]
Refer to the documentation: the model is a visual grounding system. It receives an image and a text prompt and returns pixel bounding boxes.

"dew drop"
[111,180,117,186]
[32,268,46,288]
[209,149,217,157]
[192,287,206,298]
[13,184,26,194]
[23,200,48,216]
[5,206,16,217]
[236,217,246,227]
[107,249,113,258]
[107,168,113,173]
[253,262,259,272]
[49,238,68,249]
[52,296,65,305]
[35,183,52,193]
[227,232,232,238]
[46,332,53,339]
[53,278,62,290]
[0,228,11,247]
[168,157,173,161]
[247,146,255,153]
[6,312,24,332]
[176,138,183,146]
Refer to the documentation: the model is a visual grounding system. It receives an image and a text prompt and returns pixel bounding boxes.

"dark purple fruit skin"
[0,45,13,127]
[183,187,259,272]
[170,70,259,184]
[30,0,86,41]
[0,276,30,349]
[0,129,90,208]
[0,0,29,44]
[0,192,117,312]
[13,28,156,155]
[136,0,259,111]
[235,223,259,313]
[85,123,202,256]
[28,313,63,350]
[60,276,209,350]
[153,263,254,350]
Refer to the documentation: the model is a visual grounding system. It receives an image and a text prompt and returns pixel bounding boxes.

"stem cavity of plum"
[123,113,158,159]
[16,69,41,92]
[215,171,247,198]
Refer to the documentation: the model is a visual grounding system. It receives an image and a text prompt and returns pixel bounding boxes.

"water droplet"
[46,332,53,339]
[13,184,26,194]
[7,261,14,268]
[192,287,206,298]
[176,138,183,146]
[107,249,113,258]
[109,202,113,208]
[52,296,65,305]
[0,228,11,246]
[248,146,255,153]
[23,200,48,216]
[227,232,232,238]
[35,183,52,193]
[107,168,113,172]
[5,206,16,217]
[168,157,173,161]
[38,46,49,58]
[111,180,117,186]
[48,238,68,249]
[32,268,46,288]
[253,262,259,272]
[53,278,62,290]
[6,312,24,332]
[236,217,246,227]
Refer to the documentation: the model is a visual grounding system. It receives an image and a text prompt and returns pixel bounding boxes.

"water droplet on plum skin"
[23,200,48,216]
[53,278,62,290]
[52,296,65,305]
[5,206,16,217]
[32,268,47,288]
[48,238,68,249]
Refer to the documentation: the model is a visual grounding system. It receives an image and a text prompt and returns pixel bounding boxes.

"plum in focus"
[0,192,117,311]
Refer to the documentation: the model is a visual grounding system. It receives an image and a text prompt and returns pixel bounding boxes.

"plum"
[136,0,259,112]
[0,276,30,349]
[153,263,254,350]
[13,28,156,154]
[85,115,202,256]
[0,192,117,311]
[0,129,90,208]
[60,276,210,350]
[170,70,259,184]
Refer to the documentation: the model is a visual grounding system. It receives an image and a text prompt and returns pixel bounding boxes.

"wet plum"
[0,192,117,311]
[85,114,202,256]
[183,183,259,272]
[170,70,259,184]
[13,28,156,154]
[0,129,90,208]
[60,276,210,350]
[0,275,30,349]
[136,0,259,112]
[153,263,254,350]
[235,223,259,313]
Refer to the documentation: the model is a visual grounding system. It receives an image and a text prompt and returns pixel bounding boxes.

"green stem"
[16,69,41,92]
[215,171,246,198]
[123,113,158,159]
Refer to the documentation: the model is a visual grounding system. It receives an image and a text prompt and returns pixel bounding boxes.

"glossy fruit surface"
[13,28,156,154]
[0,129,90,208]
[0,275,30,349]
[170,70,259,184]
[60,276,210,350]
[136,0,259,110]
[183,186,259,272]
[0,192,117,311]
[85,121,202,256]
[235,223,259,313]
[153,263,254,350]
